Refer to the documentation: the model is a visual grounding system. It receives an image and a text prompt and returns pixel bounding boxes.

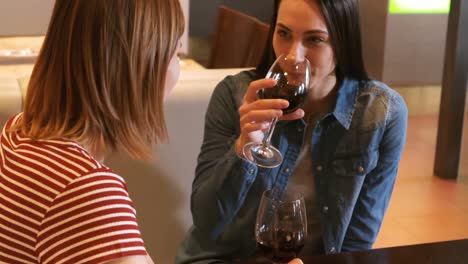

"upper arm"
[342,93,408,251]
[37,172,148,263]
[194,76,242,185]
[189,74,260,236]
[380,93,408,161]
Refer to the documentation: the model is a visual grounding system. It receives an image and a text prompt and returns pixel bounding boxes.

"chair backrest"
[208,6,270,69]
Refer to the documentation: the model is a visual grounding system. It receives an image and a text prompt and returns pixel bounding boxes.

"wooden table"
[244,239,468,264]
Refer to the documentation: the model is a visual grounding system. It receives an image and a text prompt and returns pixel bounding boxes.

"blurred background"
[0,0,467,263]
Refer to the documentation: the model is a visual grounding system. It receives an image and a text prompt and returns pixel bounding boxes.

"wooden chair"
[207,6,270,69]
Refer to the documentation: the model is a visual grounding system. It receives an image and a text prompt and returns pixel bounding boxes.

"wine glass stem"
[262,117,278,147]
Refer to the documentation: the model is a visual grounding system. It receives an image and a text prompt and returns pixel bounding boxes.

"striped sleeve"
[36,171,148,264]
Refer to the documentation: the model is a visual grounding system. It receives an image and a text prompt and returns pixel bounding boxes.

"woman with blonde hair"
[0,0,184,263]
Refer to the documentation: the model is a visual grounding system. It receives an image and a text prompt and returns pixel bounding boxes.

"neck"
[303,75,338,115]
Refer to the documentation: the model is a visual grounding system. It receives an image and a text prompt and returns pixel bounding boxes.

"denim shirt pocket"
[331,150,379,177]
[323,151,379,223]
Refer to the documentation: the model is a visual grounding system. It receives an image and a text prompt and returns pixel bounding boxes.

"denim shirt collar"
[332,78,360,130]
[277,77,360,130]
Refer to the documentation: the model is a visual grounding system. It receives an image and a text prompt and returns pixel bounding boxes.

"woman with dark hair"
[177,0,407,263]
[0,0,184,263]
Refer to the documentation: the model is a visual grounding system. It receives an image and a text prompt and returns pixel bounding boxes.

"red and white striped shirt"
[0,114,148,264]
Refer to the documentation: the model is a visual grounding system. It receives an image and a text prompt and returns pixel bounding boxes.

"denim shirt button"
[249,169,255,174]
[283,168,290,173]
[316,165,323,172]
[357,166,364,173]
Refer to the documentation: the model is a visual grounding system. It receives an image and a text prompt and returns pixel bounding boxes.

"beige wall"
[180,0,189,54]
[0,0,190,54]
[383,14,448,86]
[359,0,448,86]
[0,0,54,36]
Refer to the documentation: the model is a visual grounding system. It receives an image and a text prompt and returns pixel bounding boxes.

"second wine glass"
[255,189,308,263]
[243,54,311,168]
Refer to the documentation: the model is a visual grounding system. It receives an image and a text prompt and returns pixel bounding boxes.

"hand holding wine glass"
[239,54,311,168]
[256,189,307,264]
[236,78,289,150]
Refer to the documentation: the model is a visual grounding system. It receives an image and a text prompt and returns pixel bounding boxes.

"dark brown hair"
[257,0,368,83]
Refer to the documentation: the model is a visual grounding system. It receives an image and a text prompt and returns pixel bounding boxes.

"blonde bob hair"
[19,0,185,159]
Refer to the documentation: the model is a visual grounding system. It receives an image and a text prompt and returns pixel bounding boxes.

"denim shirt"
[176,70,408,263]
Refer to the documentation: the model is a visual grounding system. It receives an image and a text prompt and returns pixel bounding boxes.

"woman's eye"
[307,37,325,44]
[277,29,289,39]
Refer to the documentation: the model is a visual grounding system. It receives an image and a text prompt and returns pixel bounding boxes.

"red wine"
[257,230,305,262]
[259,82,308,114]
[257,241,304,262]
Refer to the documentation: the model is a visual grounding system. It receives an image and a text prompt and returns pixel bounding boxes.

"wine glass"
[243,54,311,168]
[255,189,307,264]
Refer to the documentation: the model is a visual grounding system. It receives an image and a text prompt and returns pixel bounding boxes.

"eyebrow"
[277,23,328,35]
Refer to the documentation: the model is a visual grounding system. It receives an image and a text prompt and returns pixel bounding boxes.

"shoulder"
[219,69,259,88]
[210,69,260,108]
[36,139,112,182]
[62,170,131,212]
[1,114,111,188]
[213,69,259,97]
[47,169,130,215]
[17,136,120,199]
[359,80,406,111]
[347,79,407,130]
[353,79,407,120]
[37,170,147,263]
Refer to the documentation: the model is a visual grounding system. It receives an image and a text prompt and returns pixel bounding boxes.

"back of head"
[20,0,185,159]
[257,0,368,83]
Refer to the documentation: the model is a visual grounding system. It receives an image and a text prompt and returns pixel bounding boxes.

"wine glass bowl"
[243,54,311,168]
[260,56,310,114]
[255,189,308,263]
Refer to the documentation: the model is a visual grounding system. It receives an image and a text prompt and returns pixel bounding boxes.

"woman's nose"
[286,42,305,63]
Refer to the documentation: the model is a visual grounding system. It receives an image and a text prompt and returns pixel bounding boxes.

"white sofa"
[0,67,246,263]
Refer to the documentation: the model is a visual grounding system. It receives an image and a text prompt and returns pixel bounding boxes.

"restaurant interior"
[0,0,467,263]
